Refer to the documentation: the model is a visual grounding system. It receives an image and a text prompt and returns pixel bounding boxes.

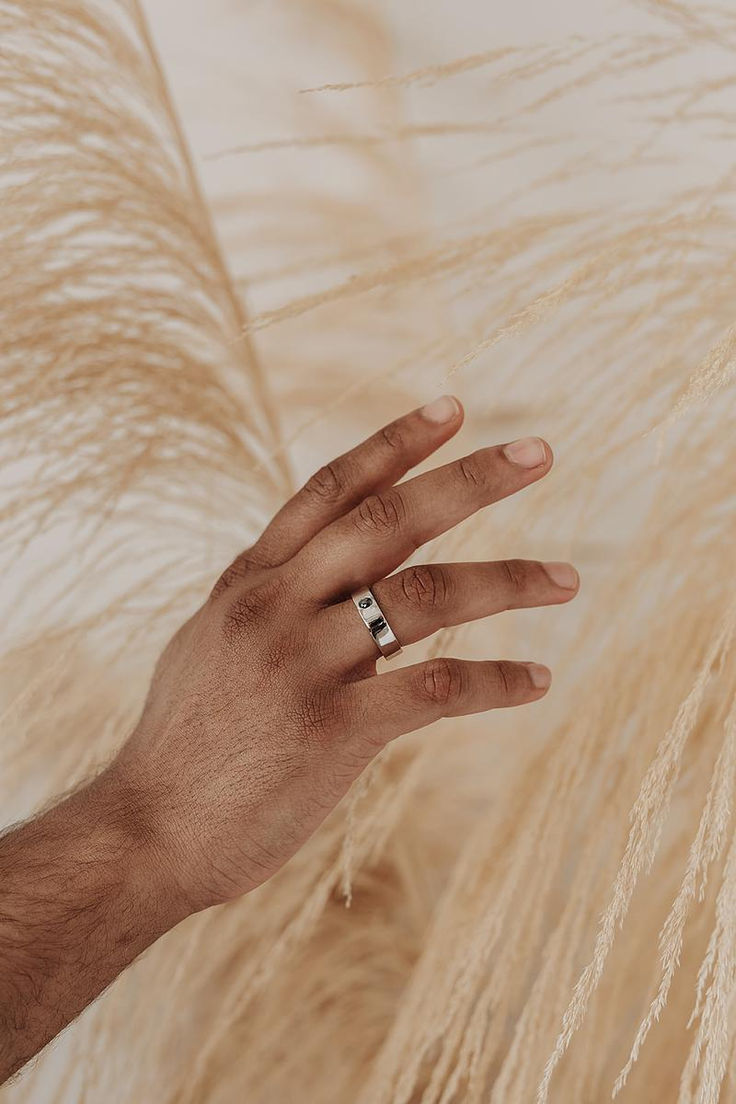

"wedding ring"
[351,586,402,660]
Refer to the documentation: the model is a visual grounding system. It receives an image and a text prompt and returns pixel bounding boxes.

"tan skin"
[0,396,578,1081]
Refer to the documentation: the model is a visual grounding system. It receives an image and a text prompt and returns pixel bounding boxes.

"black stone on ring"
[351,586,402,659]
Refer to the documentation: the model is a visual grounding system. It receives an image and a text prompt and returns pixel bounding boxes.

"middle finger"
[293,436,552,602]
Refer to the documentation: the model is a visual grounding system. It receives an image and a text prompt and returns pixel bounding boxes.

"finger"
[248,395,463,568]
[346,658,551,745]
[297,436,553,601]
[324,560,579,667]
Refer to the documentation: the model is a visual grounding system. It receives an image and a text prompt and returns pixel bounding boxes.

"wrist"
[89,760,193,930]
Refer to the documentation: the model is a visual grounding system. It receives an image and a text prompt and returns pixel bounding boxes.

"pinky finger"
[350,657,551,747]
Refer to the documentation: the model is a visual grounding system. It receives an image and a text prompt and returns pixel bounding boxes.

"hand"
[114,396,579,913]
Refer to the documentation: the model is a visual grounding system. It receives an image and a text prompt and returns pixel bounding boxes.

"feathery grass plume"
[613,696,736,1096]
[4,0,736,1102]
[0,0,290,637]
[537,607,736,1102]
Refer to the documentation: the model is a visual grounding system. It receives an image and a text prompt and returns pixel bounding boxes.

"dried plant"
[2,0,736,1102]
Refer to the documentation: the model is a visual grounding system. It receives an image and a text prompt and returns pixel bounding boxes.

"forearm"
[0,766,186,1082]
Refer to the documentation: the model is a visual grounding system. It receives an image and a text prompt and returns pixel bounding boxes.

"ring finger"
[323,558,579,669]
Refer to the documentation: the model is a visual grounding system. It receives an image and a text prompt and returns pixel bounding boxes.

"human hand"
[114,396,579,913]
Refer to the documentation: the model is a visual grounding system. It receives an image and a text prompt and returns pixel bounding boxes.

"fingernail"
[421,395,461,424]
[527,663,551,690]
[503,437,547,468]
[543,561,579,590]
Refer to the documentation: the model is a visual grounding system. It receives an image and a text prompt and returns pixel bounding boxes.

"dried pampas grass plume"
[0,0,290,638]
[2,0,736,1102]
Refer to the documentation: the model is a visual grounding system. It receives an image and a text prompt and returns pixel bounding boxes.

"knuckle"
[261,631,294,673]
[419,658,463,708]
[501,559,529,603]
[220,575,287,643]
[379,420,404,453]
[222,591,262,642]
[495,660,519,697]
[211,554,254,599]
[400,564,450,610]
[256,573,291,618]
[294,688,338,746]
[354,490,405,537]
[304,461,345,503]
[457,450,487,491]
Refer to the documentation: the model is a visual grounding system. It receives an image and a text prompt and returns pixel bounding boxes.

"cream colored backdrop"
[2,1,735,1101]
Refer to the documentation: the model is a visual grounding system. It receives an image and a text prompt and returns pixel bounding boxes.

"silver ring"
[351,586,402,660]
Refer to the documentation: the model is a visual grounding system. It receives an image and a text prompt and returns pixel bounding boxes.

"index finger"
[248,395,464,567]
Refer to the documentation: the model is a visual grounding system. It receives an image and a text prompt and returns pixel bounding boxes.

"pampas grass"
[2,0,736,1101]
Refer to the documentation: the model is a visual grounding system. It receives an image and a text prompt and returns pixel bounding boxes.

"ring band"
[351,586,403,660]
